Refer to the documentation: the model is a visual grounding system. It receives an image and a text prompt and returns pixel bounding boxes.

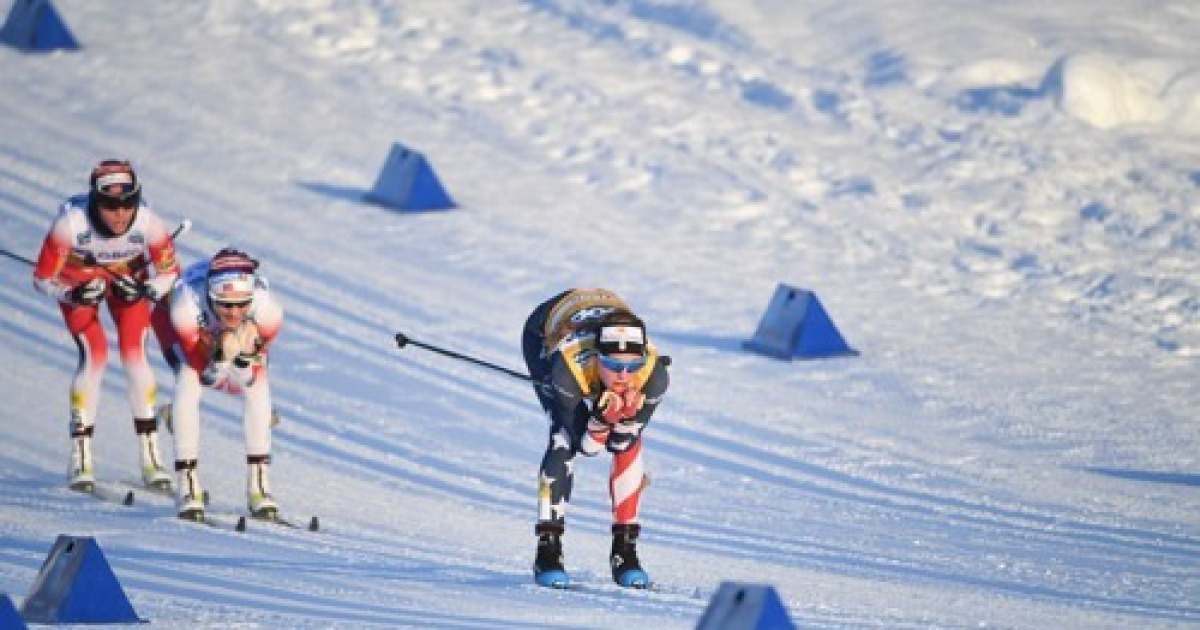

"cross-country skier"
[166,247,283,521]
[521,288,669,589]
[32,159,181,494]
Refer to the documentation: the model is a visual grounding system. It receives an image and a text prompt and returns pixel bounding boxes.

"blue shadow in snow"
[296,181,368,204]
[828,176,876,198]
[298,180,457,214]
[650,329,747,354]
[812,89,842,117]
[740,78,793,111]
[1080,201,1112,222]
[955,85,1041,116]
[1086,468,1200,487]
[865,50,907,88]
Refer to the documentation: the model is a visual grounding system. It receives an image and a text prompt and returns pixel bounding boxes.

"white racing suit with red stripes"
[522,289,669,529]
[31,195,180,438]
[167,261,282,466]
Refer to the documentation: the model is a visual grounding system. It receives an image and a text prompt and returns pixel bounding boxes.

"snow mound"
[1043,54,1200,132]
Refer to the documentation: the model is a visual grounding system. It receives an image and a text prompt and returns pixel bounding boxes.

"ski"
[176,510,243,531]
[118,480,211,506]
[179,509,318,532]
[561,580,666,594]
[246,513,321,532]
[71,481,135,507]
[539,580,666,594]
[70,480,316,532]
[531,573,661,592]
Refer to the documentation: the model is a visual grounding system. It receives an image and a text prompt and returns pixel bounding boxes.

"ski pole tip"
[394,332,409,348]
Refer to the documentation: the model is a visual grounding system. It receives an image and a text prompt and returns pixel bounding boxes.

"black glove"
[68,278,107,306]
[111,275,145,302]
[233,353,264,369]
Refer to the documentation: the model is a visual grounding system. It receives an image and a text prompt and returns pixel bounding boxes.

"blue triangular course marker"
[695,582,797,630]
[1,593,29,630]
[20,535,143,624]
[0,0,80,51]
[744,283,858,360]
[364,142,455,211]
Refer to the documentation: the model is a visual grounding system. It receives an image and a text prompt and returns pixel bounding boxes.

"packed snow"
[1,1,1197,628]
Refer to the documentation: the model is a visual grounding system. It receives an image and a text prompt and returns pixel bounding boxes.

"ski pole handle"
[172,218,193,240]
[394,332,534,382]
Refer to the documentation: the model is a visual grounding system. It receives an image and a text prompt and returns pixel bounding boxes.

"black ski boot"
[611,523,649,588]
[533,522,569,588]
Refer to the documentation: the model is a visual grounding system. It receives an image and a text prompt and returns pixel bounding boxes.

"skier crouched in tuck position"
[32,159,181,494]
[522,288,669,589]
[166,247,283,521]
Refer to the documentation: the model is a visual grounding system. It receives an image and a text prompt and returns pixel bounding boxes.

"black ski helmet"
[594,310,648,356]
[87,159,142,237]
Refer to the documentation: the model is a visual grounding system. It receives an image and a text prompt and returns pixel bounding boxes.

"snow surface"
[1,1,1198,628]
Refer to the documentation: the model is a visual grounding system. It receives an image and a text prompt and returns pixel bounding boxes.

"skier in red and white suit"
[521,288,669,589]
[166,247,283,521]
[32,159,180,493]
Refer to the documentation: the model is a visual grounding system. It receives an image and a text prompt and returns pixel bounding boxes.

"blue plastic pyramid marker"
[695,582,796,630]
[744,283,858,360]
[20,536,142,624]
[1,594,28,630]
[365,142,455,211]
[0,0,80,51]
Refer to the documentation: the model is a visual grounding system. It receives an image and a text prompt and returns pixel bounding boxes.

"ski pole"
[394,331,673,382]
[0,249,36,266]
[394,331,534,382]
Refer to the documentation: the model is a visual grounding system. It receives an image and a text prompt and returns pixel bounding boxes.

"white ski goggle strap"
[597,324,646,354]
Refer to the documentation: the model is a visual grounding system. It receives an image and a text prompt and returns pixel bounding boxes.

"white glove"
[200,360,230,386]
[143,275,176,302]
[219,323,263,387]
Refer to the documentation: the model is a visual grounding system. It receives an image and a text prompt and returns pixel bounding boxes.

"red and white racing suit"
[32,195,180,434]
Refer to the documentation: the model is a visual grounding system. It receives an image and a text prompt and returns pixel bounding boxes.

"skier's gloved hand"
[200,361,229,386]
[69,278,107,306]
[620,388,645,416]
[597,386,645,423]
[596,390,627,424]
[111,275,145,302]
[142,275,175,302]
[228,358,258,387]
[233,353,263,369]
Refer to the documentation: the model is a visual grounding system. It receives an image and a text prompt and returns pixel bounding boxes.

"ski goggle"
[212,300,251,310]
[597,354,647,373]
[96,194,139,210]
